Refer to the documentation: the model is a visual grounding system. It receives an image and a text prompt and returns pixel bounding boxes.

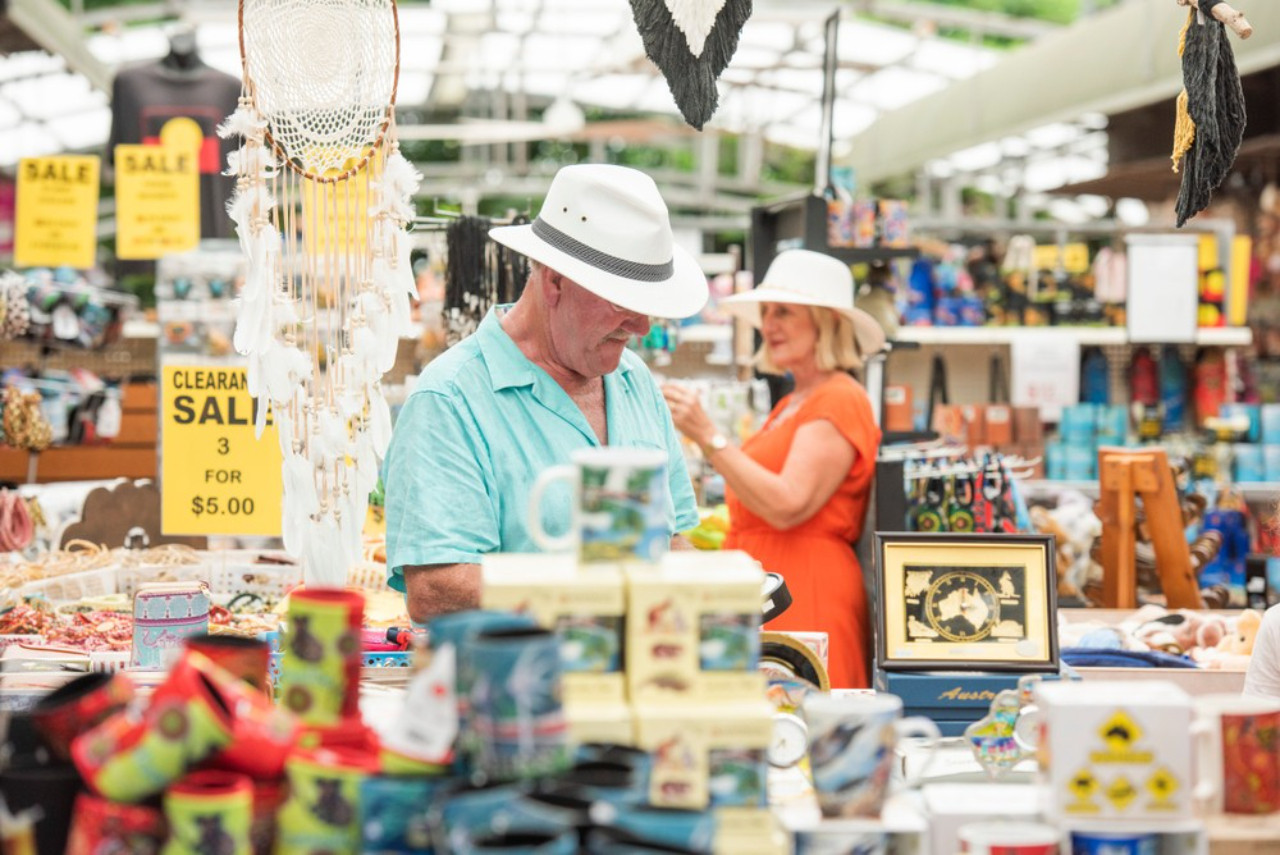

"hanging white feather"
[302,514,348,587]
[339,484,364,565]
[233,288,273,356]
[281,453,320,556]
[263,343,313,404]
[316,408,350,469]
[370,388,392,459]
[352,432,379,498]
[217,103,268,141]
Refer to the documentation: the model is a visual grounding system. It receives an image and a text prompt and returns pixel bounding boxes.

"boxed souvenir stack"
[481,550,778,828]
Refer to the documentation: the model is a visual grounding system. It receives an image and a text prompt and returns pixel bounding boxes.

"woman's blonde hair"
[754,305,864,375]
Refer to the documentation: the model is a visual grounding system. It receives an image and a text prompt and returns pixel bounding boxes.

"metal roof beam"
[5,0,111,91]
[843,0,1280,184]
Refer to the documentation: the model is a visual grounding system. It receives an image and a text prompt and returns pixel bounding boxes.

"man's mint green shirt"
[384,307,700,591]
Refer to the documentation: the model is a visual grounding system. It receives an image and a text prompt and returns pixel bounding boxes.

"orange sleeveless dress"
[725,373,881,688]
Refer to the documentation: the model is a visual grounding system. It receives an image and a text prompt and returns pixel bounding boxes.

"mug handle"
[1190,717,1218,808]
[528,464,578,553]
[896,715,943,788]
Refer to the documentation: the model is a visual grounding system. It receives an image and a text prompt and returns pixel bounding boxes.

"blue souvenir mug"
[427,610,538,774]
[602,806,716,853]
[360,775,441,854]
[470,831,577,854]
[794,830,888,855]
[583,827,703,854]
[469,627,569,782]
[803,693,940,820]
[575,743,652,797]
[528,447,670,564]
[1070,831,1158,855]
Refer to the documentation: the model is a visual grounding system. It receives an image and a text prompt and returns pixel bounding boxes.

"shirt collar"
[476,304,635,392]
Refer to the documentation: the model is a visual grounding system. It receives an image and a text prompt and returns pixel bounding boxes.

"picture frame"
[874,532,1059,673]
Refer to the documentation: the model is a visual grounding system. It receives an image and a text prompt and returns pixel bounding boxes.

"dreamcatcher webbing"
[224,0,421,586]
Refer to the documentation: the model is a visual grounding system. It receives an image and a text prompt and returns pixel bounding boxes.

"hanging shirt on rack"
[1244,605,1280,700]
[107,59,241,239]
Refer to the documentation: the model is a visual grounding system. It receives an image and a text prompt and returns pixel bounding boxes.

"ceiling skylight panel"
[849,67,946,112]
[46,107,111,151]
[839,22,916,67]
[0,125,59,167]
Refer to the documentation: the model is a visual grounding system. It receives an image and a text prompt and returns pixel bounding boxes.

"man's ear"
[542,268,564,307]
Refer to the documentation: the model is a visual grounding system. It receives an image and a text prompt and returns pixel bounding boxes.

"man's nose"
[621,311,651,337]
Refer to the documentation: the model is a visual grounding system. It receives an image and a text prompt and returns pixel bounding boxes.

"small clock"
[768,711,808,768]
[923,570,1001,642]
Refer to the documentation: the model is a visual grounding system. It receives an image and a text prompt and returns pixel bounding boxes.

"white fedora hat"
[720,249,888,357]
[488,164,708,319]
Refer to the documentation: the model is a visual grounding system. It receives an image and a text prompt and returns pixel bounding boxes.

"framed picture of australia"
[874,533,1059,673]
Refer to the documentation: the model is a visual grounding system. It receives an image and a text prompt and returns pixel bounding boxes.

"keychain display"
[1,386,53,453]
[905,454,1025,535]
[0,271,30,341]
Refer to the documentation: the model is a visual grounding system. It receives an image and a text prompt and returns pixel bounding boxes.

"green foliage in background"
[906,0,1126,25]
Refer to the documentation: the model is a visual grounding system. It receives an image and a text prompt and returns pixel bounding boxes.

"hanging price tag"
[1010,333,1080,421]
[14,155,100,269]
[161,365,283,536]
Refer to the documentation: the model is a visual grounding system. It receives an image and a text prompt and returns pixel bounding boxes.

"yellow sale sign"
[14,155,100,269]
[115,117,202,259]
[161,365,283,536]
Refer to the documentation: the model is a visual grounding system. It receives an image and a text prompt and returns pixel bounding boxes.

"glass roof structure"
[1,0,1011,167]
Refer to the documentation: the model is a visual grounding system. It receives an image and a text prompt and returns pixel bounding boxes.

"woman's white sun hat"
[719,249,888,357]
[488,164,709,319]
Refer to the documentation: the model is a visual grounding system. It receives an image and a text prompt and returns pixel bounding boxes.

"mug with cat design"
[162,770,253,855]
[278,588,364,727]
[275,746,378,855]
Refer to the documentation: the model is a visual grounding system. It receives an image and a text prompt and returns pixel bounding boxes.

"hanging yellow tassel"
[1172,10,1196,173]
[1172,89,1196,172]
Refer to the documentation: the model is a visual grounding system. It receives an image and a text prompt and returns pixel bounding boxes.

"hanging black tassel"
[629,0,753,130]
[1173,1,1247,228]
[444,215,492,345]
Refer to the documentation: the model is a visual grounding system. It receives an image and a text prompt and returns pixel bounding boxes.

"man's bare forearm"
[403,563,481,623]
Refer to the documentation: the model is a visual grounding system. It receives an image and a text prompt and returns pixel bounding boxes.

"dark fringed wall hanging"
[1172,0,1252,228]
[630,0,753,130]
[444,215,492,346]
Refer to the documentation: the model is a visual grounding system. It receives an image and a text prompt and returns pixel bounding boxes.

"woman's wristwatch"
[702,433,729,457]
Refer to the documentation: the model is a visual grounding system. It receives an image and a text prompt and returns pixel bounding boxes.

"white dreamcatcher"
[221,0,420,585]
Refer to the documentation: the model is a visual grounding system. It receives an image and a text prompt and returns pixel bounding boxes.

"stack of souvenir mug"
[1033,680,1195,855]
[46,637,297,855]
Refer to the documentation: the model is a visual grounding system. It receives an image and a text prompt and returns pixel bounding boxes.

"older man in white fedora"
[384,164,708,622]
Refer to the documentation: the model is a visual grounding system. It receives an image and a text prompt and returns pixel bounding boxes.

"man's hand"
[670,533,695,551]
[403,563,481,624]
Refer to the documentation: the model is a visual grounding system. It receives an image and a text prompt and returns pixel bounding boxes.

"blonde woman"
[663,250,885,688]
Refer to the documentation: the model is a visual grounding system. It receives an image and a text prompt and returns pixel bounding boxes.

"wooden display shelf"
[1205,813,1280,854]
[0,447,156,483]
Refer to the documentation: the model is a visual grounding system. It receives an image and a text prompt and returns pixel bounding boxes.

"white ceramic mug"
[528,447,670,564]
[803,693,941,819]
[959,822,1060,855]
[1192,693,1280,815]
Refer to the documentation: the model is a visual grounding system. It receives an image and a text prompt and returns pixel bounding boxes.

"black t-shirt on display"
[107,56,241,240]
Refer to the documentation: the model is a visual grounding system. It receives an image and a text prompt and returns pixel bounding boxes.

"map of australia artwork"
[902,564,1027,645]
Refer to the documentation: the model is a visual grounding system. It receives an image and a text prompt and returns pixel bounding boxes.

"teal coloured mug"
[528,447,669,564]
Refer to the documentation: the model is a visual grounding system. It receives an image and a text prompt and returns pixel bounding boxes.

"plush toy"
[1194,609,1262,670]
[1132,609,1227,655]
